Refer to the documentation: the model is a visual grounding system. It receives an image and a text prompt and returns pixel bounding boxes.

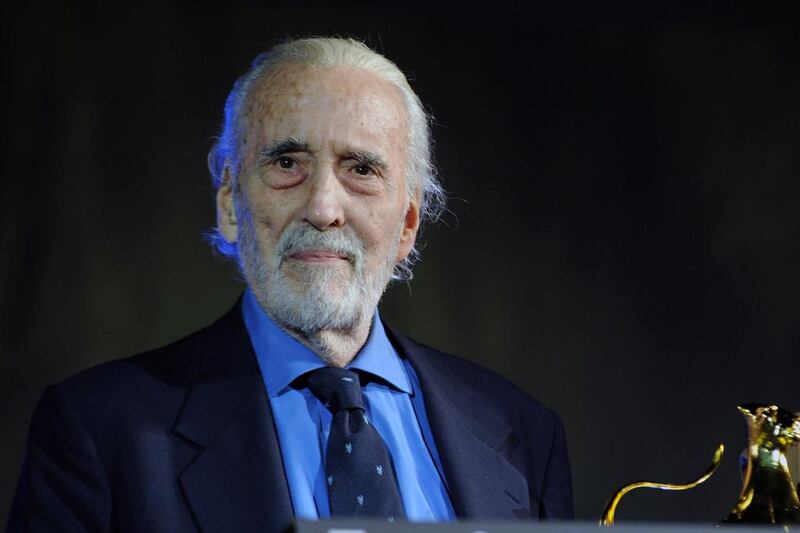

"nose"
[302,165,345,230]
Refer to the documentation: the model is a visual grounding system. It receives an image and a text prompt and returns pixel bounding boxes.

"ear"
[216,166,238,244]
[395,195,421,263]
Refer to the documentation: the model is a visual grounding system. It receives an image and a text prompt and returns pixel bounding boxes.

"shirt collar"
[241,289,412,397]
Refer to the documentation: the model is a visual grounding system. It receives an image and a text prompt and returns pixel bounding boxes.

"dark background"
[2,1,799,526]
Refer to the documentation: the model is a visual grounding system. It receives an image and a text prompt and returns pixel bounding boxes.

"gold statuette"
[723,404,800,524]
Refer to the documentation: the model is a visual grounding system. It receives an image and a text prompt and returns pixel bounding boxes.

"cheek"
[238,186,286,244]
[359,203,406,252]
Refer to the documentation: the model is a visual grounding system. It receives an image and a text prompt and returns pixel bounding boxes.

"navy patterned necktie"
[305,367,405,521]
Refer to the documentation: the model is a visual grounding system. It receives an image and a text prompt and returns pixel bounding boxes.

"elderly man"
[8,38,573,532]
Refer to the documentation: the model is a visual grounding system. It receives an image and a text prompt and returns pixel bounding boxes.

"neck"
[279,312,373,368]
[308,323,372,367]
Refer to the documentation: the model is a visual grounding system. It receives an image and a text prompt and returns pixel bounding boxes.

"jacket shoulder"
[42,302,255,443]
[386,326,562,431]
[60,301,253,392]
[386,326,574,519]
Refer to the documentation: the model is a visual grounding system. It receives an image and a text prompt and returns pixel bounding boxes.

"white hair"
[207,37,446,281]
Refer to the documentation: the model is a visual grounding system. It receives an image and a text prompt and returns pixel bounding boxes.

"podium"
[294,521,794,533]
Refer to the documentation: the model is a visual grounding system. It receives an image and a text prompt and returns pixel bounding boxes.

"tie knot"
[305,367,364,413]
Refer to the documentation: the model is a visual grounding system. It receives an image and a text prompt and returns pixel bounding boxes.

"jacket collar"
[170,301,294,533]
[384,324,531,519]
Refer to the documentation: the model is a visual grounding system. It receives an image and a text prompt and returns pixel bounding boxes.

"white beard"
[238,213,401,336]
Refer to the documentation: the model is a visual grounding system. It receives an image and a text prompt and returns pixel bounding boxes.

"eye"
[352,163,373,176]
[276,156,295,169]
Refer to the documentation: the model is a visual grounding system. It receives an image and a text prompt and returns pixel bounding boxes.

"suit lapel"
[387,327,530,519]
[170,304,294,533]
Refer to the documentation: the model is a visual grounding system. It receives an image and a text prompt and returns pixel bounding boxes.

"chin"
[262,271,366,334]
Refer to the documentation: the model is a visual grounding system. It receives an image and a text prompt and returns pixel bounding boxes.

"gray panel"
[294,520,793,533]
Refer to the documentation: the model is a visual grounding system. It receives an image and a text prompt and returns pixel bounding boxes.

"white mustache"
[276,224,365,267]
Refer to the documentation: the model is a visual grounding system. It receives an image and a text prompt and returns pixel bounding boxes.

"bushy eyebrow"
[256,139,389,174]
[345,150,389,173]
[257,138,308,166]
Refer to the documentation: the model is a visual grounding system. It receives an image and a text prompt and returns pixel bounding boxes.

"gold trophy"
[600,404,800,526]
[723,404,800,524]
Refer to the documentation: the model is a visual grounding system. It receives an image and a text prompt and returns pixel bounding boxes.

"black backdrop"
[2,2,799,526]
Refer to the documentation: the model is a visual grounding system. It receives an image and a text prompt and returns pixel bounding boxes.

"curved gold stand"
[599,444,724,526]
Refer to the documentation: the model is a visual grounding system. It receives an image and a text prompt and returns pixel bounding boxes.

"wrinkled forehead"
[240,63,409,151]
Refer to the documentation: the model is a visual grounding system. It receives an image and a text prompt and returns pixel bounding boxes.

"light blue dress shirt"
[241,290,456,522]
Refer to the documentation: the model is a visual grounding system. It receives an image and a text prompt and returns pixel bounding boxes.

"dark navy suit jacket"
[7,301,573,532]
